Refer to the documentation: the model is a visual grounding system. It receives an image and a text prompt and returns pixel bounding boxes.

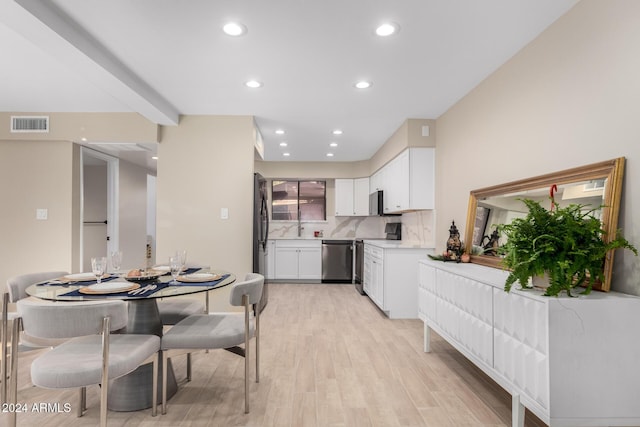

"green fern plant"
[498,198,637,297]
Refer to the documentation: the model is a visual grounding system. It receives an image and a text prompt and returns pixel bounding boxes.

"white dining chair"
[1,292,9,405]
[156,262,209,381]
[160,273,263,414]
[2,271,68,404]
[7,271,69,303]
[9,298,160,427]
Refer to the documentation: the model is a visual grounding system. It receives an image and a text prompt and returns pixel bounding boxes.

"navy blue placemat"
[37,275,118,287]
[174,273,230,287]
[154,267,202,276]
[59,280,172,298]
[58,273,229,298]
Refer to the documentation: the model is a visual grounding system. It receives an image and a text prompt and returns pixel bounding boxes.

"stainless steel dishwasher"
[321,240,354,283]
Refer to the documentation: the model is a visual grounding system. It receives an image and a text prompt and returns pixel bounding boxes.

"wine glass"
[169,256,181,284]
[177,249,188,270]
[91,256,107,284]
[110,251,123,276]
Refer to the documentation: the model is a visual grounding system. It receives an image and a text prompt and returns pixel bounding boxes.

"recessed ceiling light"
[326,153,334,157]
[275,129,285,135]
[245,80,262,88]
[376,23,399,37]
[283,152,290,157]
[279,142,288,147]
[223,22,247,36]
[80,137,88,142]
[329,142,338,147]
[152,156,158,160]
[354,81,372,89]
[332,130,343,135]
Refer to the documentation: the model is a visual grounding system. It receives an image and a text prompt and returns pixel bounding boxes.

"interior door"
[82,155,108,272]
[81,148,118,272]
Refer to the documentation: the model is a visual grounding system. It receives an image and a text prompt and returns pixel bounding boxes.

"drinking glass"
[110,251,123,276]
[170,256,181,284]
[91,256,107,284]
[178,249,188,270]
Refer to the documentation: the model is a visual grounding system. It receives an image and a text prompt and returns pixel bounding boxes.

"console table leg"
[423,323,431,353]
[512,394,525,427]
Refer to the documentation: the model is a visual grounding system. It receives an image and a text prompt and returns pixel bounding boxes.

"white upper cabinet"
[334,179,354,216]
[353,177,370,216]
[382,147,434,214]
[334,177,370,216]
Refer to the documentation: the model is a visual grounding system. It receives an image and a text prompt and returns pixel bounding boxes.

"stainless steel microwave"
[369,190,384,216]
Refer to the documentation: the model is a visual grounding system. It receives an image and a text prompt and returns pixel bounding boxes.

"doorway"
[81,148,119,272]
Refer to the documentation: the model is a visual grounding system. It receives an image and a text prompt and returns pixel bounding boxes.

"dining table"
[25,267,236,412]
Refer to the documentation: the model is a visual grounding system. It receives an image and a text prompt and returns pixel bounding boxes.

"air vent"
[11,116,49,133]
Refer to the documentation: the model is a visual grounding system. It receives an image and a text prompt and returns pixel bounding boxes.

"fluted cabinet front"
[418,258,640,427]
[493,289,549,411]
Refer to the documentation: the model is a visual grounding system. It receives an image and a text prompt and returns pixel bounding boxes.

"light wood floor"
[2,283,545,426]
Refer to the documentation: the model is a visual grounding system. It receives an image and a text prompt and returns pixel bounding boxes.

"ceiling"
[0,0,578,169]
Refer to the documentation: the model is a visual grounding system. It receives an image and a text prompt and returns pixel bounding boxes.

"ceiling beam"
[6,0,179,125]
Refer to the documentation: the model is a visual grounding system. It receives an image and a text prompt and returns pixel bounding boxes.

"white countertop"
[363,240,434,249]
[268,237,434,249]
[269,236,355,241]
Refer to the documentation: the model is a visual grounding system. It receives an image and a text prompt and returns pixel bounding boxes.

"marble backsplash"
[269,210,435,246]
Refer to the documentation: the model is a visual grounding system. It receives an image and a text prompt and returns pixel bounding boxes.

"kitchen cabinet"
[334,177,369,216]
[265,240,276,280]
[274,240,321,280]
[383,147,434,214]
[362,242,431,318]
[363,245,384,307]
[369,167,386,193]
[418,258,640,427]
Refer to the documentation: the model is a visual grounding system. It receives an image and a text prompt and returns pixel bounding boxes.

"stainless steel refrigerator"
[253,173,269,313]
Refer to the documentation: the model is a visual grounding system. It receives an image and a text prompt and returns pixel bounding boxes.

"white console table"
[418,258,640,427]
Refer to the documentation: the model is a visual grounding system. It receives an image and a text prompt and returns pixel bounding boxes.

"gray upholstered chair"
[7,271,69,303]
[160,273,264,415]
[9,298,160,427]
[157,262,209,325]
[2,271,68,404]
[1,293,8,405]
[156,263,209,381]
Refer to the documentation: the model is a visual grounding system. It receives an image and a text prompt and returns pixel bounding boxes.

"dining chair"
[160,273,264,414]
[2,271,68,404]
[157,262,209,325]
[7,271,69,303]
[1,293,8,405]
[9,298,160,427]
[156,262,209,381]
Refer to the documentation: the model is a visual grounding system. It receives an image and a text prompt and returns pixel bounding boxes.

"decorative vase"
[531,273,550,290]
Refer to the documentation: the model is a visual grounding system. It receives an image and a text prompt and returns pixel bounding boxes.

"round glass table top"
[25,269,236,301]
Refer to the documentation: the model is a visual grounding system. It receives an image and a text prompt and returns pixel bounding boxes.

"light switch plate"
[220,207,229,219]
[36,208,48,220]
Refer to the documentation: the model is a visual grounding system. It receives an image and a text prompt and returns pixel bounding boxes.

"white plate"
[64,272,98,281]
[85,281,134,292]
[152,265,170,273]
[177,273,220,283]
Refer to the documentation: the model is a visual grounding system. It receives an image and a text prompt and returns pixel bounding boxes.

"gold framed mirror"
[464,157,625,292]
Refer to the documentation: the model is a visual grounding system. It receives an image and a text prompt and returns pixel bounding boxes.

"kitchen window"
[271,180,326,221]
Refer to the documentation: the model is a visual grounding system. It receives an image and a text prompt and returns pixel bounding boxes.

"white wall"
[157,115,255,310]
[0,141,78,292]
[434,0,640,294]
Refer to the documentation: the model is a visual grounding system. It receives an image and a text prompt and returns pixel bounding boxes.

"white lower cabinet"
[418,259,640,427]
[274,240,321,280]
[362,242,431,319]
[265,240,276,280]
